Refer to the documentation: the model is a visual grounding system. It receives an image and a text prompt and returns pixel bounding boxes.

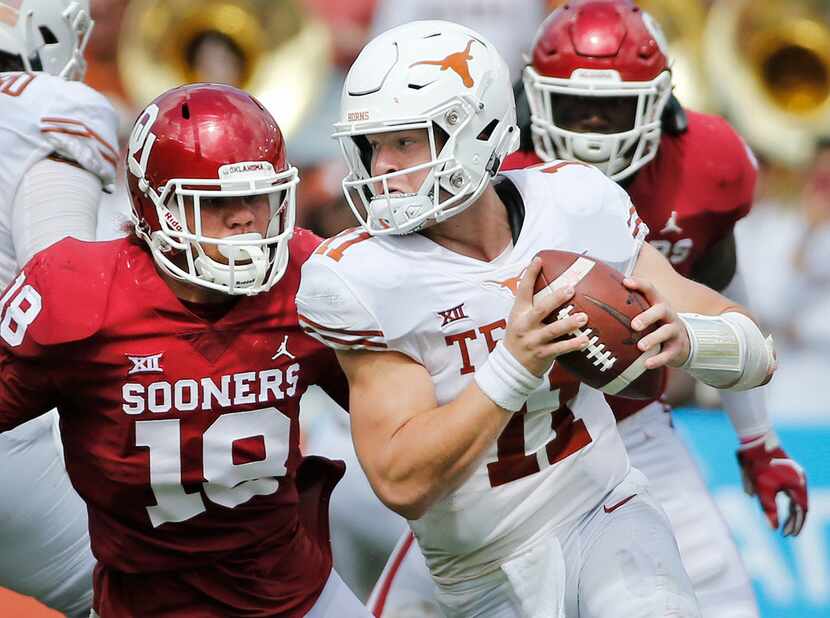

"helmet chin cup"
[571,135,613,163]
[217,232,264,260]
[194,233,268,294]
[367,193,434,234]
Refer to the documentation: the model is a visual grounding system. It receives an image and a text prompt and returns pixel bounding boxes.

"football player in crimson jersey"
[503,1,808,617]
[0,1,117,614]
[0,83,372,618]
[298,18,781,618]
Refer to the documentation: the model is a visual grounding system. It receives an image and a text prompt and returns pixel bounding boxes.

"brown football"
[533,249,664,400]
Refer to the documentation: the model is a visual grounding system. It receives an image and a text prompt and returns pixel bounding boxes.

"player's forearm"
[11,158,100,267]
[715,270,773,437]
[720,389,772,440]
[361,383,511,520]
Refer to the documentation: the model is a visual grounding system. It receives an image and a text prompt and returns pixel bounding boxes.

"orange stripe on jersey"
[539,161,588,175]
[627,205,645,238]
[303,328,388,350]
[41,116,118,161]
[0,72,35,96]
[314,227,360,256]
[326,231,371,262]
[298,314,383,338]
[40,127,118,168]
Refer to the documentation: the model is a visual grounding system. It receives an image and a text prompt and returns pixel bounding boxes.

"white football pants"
[371,468,699,618]
[617,403,759,618]
[0,410,94,617]
[370,404,758,618]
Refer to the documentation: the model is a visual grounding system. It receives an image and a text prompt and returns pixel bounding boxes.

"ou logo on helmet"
[128,103,160,192]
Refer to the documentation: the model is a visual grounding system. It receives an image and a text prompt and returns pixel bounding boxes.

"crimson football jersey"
[0,229,348,617]
[503,110,758,421]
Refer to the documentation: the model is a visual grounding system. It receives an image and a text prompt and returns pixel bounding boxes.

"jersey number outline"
[314,228,371,262]
[651,238,693,265]
[487,368,592,487]
[0,72,37,97]
[0,273,42,347]
[136,407,291,527]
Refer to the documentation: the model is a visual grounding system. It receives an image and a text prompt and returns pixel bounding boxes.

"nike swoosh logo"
[584,295,642,346]
[603,493,637,513]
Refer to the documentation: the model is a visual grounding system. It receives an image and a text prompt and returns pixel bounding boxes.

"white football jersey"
[297,164,649,583]
[0,71,118,287]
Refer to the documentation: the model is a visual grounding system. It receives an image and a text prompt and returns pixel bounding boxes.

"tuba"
[703,0,830,165]
[628,0,711,113]
[118,0,332,139]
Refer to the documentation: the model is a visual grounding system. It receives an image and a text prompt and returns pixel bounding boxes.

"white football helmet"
[334,20,520,236]
[0,0,92,80]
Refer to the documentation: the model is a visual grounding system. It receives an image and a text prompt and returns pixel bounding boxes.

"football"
[533,249,665,400]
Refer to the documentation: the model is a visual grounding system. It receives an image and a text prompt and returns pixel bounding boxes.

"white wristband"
[679,311,775,391]
[474,341,545,412]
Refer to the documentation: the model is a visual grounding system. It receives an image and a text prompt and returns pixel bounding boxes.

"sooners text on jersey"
[0,230,348,617]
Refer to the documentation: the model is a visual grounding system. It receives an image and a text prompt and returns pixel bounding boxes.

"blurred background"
[3,0,829,616]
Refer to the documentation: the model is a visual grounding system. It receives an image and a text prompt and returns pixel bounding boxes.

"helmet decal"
[127,103,159,187]
[0,0,24,27]
[410,39,479,88]
[335,21,520,236]
[125,84,298,296]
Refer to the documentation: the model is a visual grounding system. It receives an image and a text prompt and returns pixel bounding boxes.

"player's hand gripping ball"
[533,250,665,399]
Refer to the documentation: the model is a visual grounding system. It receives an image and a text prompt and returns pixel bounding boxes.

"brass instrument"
[703,0,830,165]
[632,0,711,112]
[118,0,332,139]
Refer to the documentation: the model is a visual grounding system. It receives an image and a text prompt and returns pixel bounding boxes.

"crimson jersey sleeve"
[0,238,112,431]
[690,113,757,221]
[502,149,543,171]
[0,348,57,431]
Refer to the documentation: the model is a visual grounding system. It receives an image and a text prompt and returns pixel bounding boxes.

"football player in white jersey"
[0,1,117,615]
[297,20,778,618]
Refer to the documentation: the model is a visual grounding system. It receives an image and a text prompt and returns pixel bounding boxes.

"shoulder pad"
[288,227,325,267]
[679,111,758,214]
[39,79,119,186]
[501,149,544,171]
[296,253,387,352]
[20,238,120,346]
[506,163,617,218]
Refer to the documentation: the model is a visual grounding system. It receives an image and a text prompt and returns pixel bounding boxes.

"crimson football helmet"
[127,83,298,295]
[524,0,672,180]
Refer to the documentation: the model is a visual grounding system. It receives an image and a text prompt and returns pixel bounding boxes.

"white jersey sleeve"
[38,78,119,186]
[297,173,640,585]
[504,162,648,275]
[0,73,118,287]
[296,230,388,352]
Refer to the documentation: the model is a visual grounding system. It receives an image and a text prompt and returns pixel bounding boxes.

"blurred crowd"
[89,0,830,419]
